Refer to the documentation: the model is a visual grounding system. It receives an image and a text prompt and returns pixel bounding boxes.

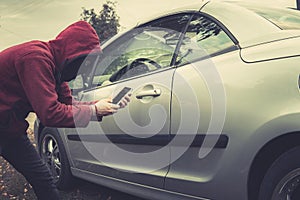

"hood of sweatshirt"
[49,21,101,71]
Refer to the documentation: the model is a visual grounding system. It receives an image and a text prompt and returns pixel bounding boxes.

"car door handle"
[136,89,161,99]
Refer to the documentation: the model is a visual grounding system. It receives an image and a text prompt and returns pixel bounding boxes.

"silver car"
[34,1,300,199]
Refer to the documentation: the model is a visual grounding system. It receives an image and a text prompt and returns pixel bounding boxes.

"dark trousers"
[0,134,60,200]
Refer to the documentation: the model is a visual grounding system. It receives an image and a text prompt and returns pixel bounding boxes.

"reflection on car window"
[236,3,300,30]
[249,8,300,30]
[176,14,235,65]
[92,14,192,87]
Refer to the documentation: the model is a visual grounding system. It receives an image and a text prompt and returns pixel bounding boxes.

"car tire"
[258,146,300,200]
[38,127,76,190]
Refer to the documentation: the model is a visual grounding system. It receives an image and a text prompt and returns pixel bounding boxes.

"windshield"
[238,4,300,30]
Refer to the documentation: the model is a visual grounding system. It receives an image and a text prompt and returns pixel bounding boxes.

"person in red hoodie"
[0,21,130,199]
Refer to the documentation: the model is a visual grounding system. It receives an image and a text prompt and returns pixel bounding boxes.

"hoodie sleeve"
[15,53,93,128]
[58,82,98,105]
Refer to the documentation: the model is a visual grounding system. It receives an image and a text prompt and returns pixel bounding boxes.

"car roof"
[105,1,300,49]
[135,0,209,26]
[201,1,300,47]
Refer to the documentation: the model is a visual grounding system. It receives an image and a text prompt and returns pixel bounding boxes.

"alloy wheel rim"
[272,168,300,200]
[41,134,61,181]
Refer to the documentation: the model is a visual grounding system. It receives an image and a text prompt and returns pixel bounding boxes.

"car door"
[164,13,238,196]
[65,13,193,188]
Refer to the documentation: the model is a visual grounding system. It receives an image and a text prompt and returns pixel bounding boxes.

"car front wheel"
[38,127,75,190]
[258,146,300,200]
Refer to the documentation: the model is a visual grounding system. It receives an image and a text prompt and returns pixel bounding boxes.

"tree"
[81,1,120,43]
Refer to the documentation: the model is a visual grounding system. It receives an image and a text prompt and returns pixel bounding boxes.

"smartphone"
[112,87,132,105]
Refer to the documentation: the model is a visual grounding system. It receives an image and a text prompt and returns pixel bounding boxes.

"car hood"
[240,30,300,63]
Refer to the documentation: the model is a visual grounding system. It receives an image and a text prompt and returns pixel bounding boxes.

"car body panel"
[201,1,281,47]
[71,167,210,200]
[165,46,300,199]
[240,35,300,62]
[65,67,175,188]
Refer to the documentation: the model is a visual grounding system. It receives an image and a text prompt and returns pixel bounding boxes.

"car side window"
[92,14,192,87]
[176,14,236,66]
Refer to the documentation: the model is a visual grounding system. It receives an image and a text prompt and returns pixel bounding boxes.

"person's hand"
[95,98,120,117]
[118,93,131,108]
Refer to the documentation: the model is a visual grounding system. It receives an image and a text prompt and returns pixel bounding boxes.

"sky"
[0,0,296,51]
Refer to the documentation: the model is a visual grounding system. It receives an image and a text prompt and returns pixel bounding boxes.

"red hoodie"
[0,21,101,138]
